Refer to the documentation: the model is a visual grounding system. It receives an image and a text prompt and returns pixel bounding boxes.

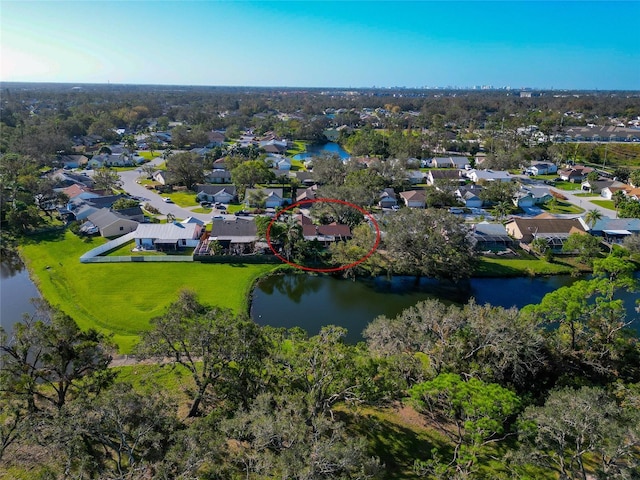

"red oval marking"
[266,198,381,273]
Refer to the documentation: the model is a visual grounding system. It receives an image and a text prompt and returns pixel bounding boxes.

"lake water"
[251,273,640,343]
[292,142,350,161]
[1,252,41,335]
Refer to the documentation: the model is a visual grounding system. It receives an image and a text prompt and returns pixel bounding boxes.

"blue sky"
[1,1,638,89]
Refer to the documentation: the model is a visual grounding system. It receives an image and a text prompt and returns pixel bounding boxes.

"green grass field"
[541,200,584,215]
[591,199,616,210]
[475,255,588,277]
[162,190,200,207]
[19,231,280,353]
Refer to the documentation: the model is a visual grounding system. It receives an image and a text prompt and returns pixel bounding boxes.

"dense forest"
[1,83,640,478]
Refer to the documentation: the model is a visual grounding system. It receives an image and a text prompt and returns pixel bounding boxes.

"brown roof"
[505,216,586,241]
[400,190,426,201]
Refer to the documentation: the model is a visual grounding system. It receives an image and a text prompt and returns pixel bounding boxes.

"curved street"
[115,157,234,223]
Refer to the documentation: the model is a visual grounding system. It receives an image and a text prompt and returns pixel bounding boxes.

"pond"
[1,251,40,336]
[251,273,640,343]
[292,142,350,161]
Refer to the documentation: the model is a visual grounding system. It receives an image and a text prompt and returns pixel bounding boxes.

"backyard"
[19,230,281,353]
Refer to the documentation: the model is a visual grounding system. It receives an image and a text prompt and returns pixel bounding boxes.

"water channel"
[292,142,350,161]
[1,251,41,335]
[251,273,640,344]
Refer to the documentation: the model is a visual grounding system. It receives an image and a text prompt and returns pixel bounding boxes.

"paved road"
[113,158,234,223]
[551,187,617,219]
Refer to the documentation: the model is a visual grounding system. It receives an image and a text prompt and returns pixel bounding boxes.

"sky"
[1,1,639,90]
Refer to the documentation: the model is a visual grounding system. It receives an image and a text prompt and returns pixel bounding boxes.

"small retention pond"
[251,273,640,343]
[292,142,350,161]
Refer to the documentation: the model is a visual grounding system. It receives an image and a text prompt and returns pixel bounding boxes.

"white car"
[163,197,173,203]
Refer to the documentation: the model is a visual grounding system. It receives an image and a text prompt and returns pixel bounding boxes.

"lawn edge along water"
[19,230,280,354]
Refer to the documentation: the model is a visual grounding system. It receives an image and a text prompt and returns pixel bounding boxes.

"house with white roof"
[466,169,512,183]
[132,222,203,251]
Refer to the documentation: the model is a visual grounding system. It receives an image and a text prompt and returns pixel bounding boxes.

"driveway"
[550,187,617,218]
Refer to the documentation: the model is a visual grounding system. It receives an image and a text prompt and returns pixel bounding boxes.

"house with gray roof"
[472,222,513,251]
[208,217,258,254]
[195,185,237,204]
[245,188,286,208]
[83,208,139,238]
[581,216,640,243]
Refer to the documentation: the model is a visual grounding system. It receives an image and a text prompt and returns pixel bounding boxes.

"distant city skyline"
[2,1,639,90]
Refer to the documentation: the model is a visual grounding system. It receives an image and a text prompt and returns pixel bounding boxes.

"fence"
[80,232,137,262]
[81,255,193,263]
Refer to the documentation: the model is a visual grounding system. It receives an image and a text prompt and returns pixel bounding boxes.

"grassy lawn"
[138,151,161,160]
[286,140,307,156]
[291,159,306,170]
[191,206,212,214]
[541,200,584,214]
[550,180,581,191]
[19,230,280,353]
[574,192,598,197]
[591,199,616,210]
[163,190,199,207]
[474,254,589,277]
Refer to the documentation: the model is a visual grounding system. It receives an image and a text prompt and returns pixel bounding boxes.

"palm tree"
[584,209,603,229]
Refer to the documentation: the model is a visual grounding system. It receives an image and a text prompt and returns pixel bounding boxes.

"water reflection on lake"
[292,142,350,161]
[1,250,40,335]
[251,273,640,344]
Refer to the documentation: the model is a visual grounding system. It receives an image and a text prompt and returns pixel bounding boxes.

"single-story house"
[298,214,352,245]
[133,222,203,251]
[267,155,292,171]
[406,170,427,184]
[580,178,625,194]
[195,185,237,204]
[505,214,586,249]
[399,190,426,208]
[558,165,594,183]
[378,188,398,208]
[152,170,172,185]
[293,171,316,186]
[528,162,557,176]
[208,217,258,254]
[427,169,462,186]
[296,186,317,206]
[205,169,232,184]
[58,154,89,169]
[457,190,483,208]
[207,130,226,145]
[51,170,95,188]
[245,188,286,208]
[580,216,640,243]
[466,169,512,183]
[60,184,101,201]
[84,208,139,238]
[431,157,455,168]
[515,187,553,207]
[600,184,640,201]
[472,222,514,251]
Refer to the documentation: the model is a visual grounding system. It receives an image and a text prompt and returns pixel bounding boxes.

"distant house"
[505,214,586,250]
[466,169,512,183]
[195,185,237,204]
[205,169,232,184]
[427,169,462,186]
[60,184,101,201]
[582,216,640,243]
[207,130,226,146]
[293,171,316,186]
[378,188,398,208]
[474,152,488,166]
[58,154,89,169]
[267,155,292,171]
[581,178,626,194]
[209,217,258,254]
[212,158,228,170]
[152,170,171,185]
[514,187,552,207]
[296,186,317,206]
[399,190,426,208]
[260,139,288,154]
[558,165,594,183]
[406,170,427,184]
[133,222,203,251]
[83,208,139,238]
[529,162,557,176]
[298,214,352,245]
[245,188,286,208]
[51,169,95,188]
[455,185,484,208]
[431,157,454,168]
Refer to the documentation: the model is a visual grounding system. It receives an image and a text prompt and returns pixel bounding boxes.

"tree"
[311,153,346,186]
[166,151,204,189]
[584,208,603,228]
[111,198,140,210]
[92,167,122,191]
[220,392,380,479]
[478,180,517,206]
[136,290,268,417]
[518,386,640,479]
[0,300,115,412]
[562,232,601,266]
[328,223,387,278]
[231,160,274,190]
[410,373,521,477]
[383,208,475,281]
[629,169,640,188]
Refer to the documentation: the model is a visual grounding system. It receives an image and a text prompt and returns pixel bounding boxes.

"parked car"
[391,205,400,211]
[163,197,173,203]
[200,201,212,208]
[234,210,250,216]
[217,205,226,210]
